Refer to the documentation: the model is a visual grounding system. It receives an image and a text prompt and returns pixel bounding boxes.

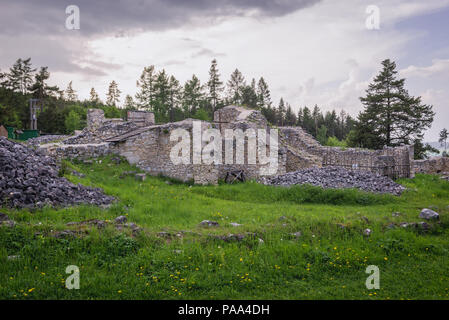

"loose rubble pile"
[260,166,405,195]
[0,137,114,208]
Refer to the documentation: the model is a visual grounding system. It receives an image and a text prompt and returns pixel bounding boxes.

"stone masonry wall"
[127,111,155,126]
[38,142,112,160]
[414,156,449,174]
[278,126,414,178]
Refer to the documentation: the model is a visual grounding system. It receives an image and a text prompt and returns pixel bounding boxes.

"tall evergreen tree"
[206,59,224,113]
[227,68,246,105]
[296,108,303,126]
[256,77,271,110]
[106,80,121,106]
[240,79,258,108]
[29,67,59,101]
[302,106,315,135]
[124,95,136,110]
[353,59,434,149]
[136,65,156,110]
[65,81,78,102]
[312,105,322,137]
[4,58,35,94]
[182,74,203,117]
[276,98,286,126]
[89,87,100,103]
[168,75,182,121]
[153,70,170,121]
[284,104,297,126]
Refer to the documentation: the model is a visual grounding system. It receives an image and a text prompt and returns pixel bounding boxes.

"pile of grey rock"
[260,166,405,195]
[0,136,114,208]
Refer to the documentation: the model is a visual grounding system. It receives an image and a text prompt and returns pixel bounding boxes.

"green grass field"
[1,156,449,300]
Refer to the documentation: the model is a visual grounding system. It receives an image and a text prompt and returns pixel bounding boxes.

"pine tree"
[124,95,136,110]
[276,98,286,126]
[240,79,258,108]
[256,77,271,110]
[227,68,246,105]
[206,59,224,113]
[354,59,435,149]
[302,106,315,135]
[284,104,297,126]
[296,108,303,126]
[182,74,204,116]
[65,81,78,102]
[136,65,156,110]
[312,105,322,137]
[29,67,59,101]
[106,80,121,106]
[89,87,100,103]
[4,58,35,94]
[153,70,170,121]
[168,75,182,122]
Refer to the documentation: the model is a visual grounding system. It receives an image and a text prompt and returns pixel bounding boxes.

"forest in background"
[0,58,443,158]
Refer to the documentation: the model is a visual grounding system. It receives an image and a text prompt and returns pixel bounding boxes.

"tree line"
[0,57,442,159]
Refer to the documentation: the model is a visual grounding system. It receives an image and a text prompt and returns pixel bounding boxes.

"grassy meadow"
[1,156,449,300]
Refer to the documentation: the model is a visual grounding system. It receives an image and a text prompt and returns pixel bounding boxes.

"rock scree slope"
[0,137,114,208]
[260,166,405,195]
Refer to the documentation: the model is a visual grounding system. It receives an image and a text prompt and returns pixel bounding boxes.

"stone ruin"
[37,106,415,185]
[414,156,449,180]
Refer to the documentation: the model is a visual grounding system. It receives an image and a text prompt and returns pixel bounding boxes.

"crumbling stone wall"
[41,106,415,184]
[278,126,414,178]
[111,120,206,183]
[87,109,106,129]
[38,142,112,160]
[414,156,449,174]
[127,111,155,126]
[64,121,139,145]
[213,106,285,180]
[309,145,415,178]
[63,108,154,145]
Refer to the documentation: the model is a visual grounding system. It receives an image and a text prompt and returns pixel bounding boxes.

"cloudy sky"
[0,0,448,141]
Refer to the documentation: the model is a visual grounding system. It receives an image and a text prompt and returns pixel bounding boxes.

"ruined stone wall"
[111,120,216,184]
[38,142,112,160]
[278,127,322,171]
[278,126,414,178]
[306,145,414,178]
[45,107,415,184]
[414,156,449,174]
[214,106,286,180]
[66,109,155,145]
[87,109,106,130]
[112,113,287,184]
[63,121,139,145]
[127,111,155,126]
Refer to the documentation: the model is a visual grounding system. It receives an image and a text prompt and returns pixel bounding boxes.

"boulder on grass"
[419,208,439,220]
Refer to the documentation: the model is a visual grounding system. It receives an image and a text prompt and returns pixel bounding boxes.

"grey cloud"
[0,33,116,78]
[0,0,322,37]
[0,0,320,84]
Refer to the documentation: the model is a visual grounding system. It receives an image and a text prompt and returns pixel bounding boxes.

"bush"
[326,136,347,148]
[64,110,82,133]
